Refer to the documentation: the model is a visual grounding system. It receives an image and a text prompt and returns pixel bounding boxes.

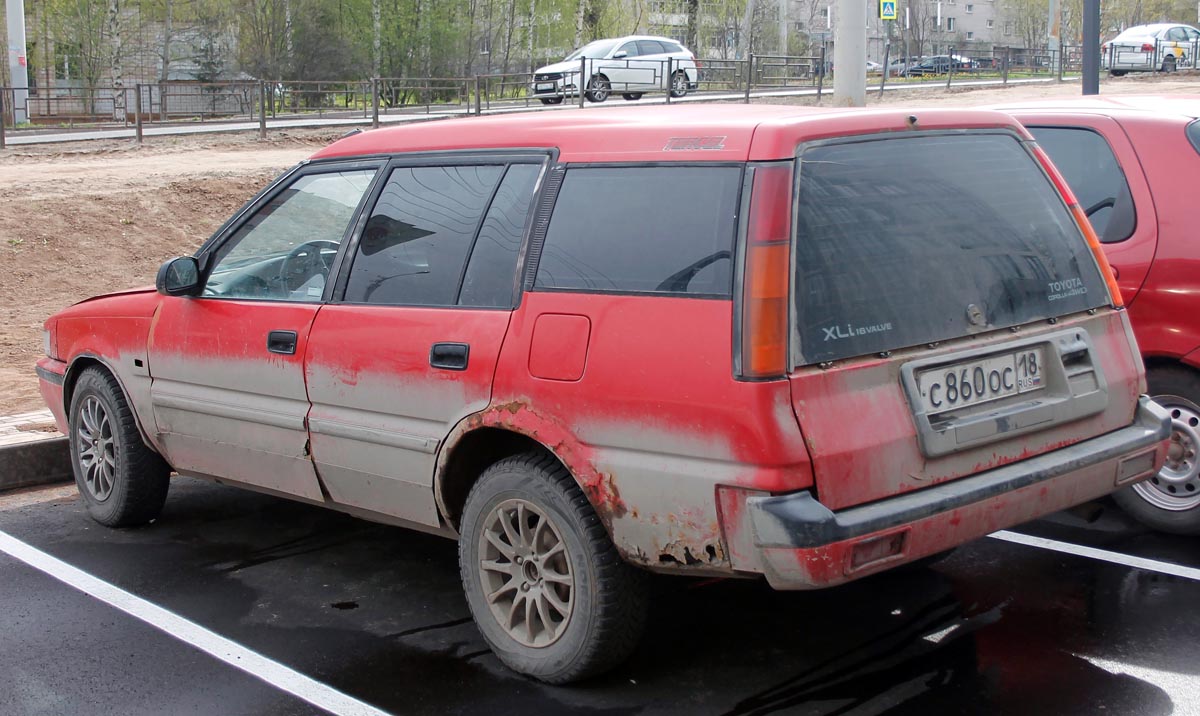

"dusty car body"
[37,105,1169,683]
[999,95,1200,534]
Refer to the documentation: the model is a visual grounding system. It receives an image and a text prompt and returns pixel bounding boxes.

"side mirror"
[613,50,628,59]
[156,256,202,297]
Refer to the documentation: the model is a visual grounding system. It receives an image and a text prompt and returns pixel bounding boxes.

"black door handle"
[267,330,299,355]
[430,342,469,371]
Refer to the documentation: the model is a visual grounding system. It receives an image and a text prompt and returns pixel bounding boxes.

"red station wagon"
[999,96,1200,534]
[36,105,1170,683]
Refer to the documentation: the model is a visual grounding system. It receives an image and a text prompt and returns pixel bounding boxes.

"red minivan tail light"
[1031,144,1124,308]
[741,163,793,379]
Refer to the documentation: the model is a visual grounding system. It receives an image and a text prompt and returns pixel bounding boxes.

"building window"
[966,3,973,10]
[946,16,956,31]
[987,19,994,28]
[966,31,974,39]
[1004,22,1012,35]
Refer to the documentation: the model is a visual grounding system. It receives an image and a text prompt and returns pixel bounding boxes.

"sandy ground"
[0,73,1197,415]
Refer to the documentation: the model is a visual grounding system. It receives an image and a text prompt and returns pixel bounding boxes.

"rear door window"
[1028,126,1136,243]
[637,40,667,55]
[343,165,503,306]
[792,132,1107,365]
[534,166,742,296]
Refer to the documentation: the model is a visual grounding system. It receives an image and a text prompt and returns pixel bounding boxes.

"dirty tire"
[459,451,649,683]
[68,367,170,527]
[1112,367,1200,535]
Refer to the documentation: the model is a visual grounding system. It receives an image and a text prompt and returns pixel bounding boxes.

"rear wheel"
[621,93,643,101]
[458,452,649,683]
[1110,70,1127,76]
[1161,54,1177,72]
[1112,367,1200,534]
[585,75,610,102]
[69,367,170,527]
[669,71,689,98]
[539,96,564,105]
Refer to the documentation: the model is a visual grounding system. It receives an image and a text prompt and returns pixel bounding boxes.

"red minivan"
[1000,96,1200,534]
[37,105,1169,682]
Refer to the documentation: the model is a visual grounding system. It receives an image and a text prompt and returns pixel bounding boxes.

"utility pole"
[1082,0,1099,94]
[833,0,866,105]
[779,0,789,54]
[1048,0,1060,73]
[5,0,30,124]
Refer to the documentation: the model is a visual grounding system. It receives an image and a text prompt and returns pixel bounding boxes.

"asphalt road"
[1,477,1196,716]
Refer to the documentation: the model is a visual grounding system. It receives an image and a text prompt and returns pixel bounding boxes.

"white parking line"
[989,530,1200,582]
[0,529,392,716]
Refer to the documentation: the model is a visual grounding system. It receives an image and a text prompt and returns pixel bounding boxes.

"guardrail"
[0,45,1144,148]
[1103,38,1200,74]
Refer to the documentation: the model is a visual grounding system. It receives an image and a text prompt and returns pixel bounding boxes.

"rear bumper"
[744,396,1170,589]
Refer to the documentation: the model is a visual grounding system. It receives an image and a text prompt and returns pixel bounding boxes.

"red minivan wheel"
[1113,367,1200,534]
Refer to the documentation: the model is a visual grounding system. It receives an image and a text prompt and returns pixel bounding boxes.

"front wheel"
[458,452,648,683]
[1161,55,1177,72]
[585,75,610,102]
[1109,69,1127,76]
[669,71,690,98]
[69,367,170,527]
[539,96,564,105]
[1112,367,1200,534]
[621,93,643,101]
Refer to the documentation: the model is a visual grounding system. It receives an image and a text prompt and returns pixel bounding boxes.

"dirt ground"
[0,73,1197,415]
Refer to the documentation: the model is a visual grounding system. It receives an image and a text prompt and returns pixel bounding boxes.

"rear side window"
[535,166,742,296]
[344,165,503,305]
[1029,127,1136,243]
[792,133,1107,365]
[637,40,667,55]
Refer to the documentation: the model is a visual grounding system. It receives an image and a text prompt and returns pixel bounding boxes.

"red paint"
[528,313,591,382]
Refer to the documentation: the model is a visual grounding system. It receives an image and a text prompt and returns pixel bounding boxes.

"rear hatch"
[785,130,1143,511]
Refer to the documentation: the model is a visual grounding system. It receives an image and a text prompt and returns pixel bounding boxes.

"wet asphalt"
[1,477,1197,716]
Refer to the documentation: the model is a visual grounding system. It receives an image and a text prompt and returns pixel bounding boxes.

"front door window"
[204,169,376,301]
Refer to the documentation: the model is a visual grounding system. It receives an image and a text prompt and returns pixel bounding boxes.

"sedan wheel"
[585,75,610,102]
[76,396,117,502]
[669,71,689,98]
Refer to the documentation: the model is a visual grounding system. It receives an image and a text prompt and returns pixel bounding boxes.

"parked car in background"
[866,60,884,74]
[36,105,1168,684]
[529,35,699,104]
[1102,23,1200,74]
[899,55,972,76]
[999,96,1200,534]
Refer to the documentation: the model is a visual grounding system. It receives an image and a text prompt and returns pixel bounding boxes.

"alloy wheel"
[77,396,116,502]
[478,498,575,648]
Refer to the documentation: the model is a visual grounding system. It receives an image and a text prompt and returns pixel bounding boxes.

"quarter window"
[534,166,742,296]
[1029,127,1136,243]
[204,169,376,301]
[637,40,668,55]
[459,164,541,307]
[343,165,503,305]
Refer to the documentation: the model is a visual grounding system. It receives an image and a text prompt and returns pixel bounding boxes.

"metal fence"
[1,44,1179,148]
[1103,38,1200,74]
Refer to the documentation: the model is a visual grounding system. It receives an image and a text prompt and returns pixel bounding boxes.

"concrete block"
[0,436,73,492]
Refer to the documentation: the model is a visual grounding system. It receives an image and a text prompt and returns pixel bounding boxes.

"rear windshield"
[792,132,1108,365]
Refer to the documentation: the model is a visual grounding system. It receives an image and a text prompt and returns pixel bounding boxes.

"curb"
[0,411,72,492]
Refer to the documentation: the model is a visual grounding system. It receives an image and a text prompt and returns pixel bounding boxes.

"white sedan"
[1103,23,1200,74]
[530,35,700,104]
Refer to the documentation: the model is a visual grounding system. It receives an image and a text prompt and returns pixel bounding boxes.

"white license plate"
[916,347,1045,413]
[536,83,554,91]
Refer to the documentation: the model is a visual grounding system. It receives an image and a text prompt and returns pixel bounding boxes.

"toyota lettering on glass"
[915,347,1044,412]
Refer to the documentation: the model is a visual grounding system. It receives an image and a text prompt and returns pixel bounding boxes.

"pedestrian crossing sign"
[880,0,897,19]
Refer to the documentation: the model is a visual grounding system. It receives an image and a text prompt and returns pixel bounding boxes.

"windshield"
[791,132,1108,365]
[565,39,619,61]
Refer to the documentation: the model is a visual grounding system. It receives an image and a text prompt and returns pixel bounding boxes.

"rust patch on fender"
[584,472,628,520]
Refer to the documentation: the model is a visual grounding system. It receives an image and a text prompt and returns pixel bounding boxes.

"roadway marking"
[0,529,391,716]
[989,529,1200,582]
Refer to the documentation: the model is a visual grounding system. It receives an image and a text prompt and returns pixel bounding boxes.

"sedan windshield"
[565,39,619,61]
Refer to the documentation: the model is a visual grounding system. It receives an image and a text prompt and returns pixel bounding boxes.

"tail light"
[1141,43,1155,52]
[740,163,793,379]
[1031,144,1124,308]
